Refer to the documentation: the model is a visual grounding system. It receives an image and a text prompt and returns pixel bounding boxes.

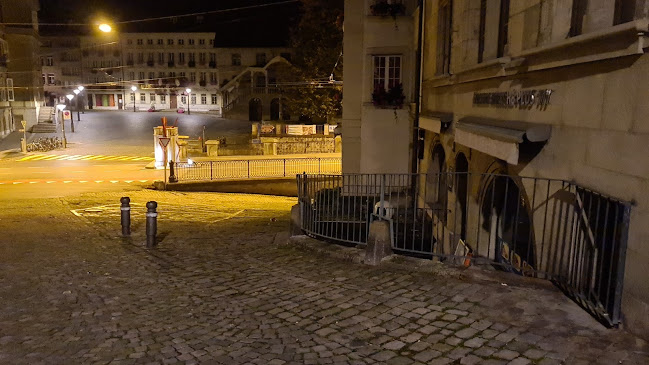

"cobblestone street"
[0,190,647,365]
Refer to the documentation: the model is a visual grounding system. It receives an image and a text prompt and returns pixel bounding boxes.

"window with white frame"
[199,39,205,45]
[199,53,206,64]
[178,39,184,45]
[160,94,166,103]
[232,53,241,66]
[201,94,207,104]
[46,56,53,66]
[373,55,401,92]
[140,93,146,102]
[139,71,145,80]
[130,93,135,102]
[189,39,195,45]
[147,39,153,45]
[179,72,186,78]
[137,39,143,45]
[167,39,173,45]
[179,53,185,64]
[209,72,217,83]
[209,53,216,63]
[181,96,186,104]
[150,93,155,102]
[157,39,163,45]
[211,94,218,104]
[47,73,55,85]
[129,71,135,80]
[200,72,206,82]
[158,72,165,78]
[148,72,155,79]
[191,94,196,104]
[42,73,46,85]
[190,72,196,82]
[7,78,14,101]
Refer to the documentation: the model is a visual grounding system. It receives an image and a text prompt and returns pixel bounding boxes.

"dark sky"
[38,0,300,46]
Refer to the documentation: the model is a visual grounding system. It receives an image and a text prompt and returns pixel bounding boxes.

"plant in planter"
[370,1,406,19]
[372,83,405,108]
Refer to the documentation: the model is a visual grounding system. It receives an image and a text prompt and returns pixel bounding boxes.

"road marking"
[124,180,133,183]
[13,182,22,184]
[16,154,154,162]
[63,181,72,183]
[29,181,39,184]
[46,181,56,184]
[139,180,148,183]
[18,155,44,161]
[95,180,104,183]
[79,181,88,183]
[110,180,119,183]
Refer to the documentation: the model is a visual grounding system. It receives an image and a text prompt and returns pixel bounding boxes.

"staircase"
[31,106,57,133]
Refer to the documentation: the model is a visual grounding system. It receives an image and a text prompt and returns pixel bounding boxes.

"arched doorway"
[270,98,280,121]
[248,98,262,121]
[426,143,448,221]
[480,175,535,274]
[455,153,469,241]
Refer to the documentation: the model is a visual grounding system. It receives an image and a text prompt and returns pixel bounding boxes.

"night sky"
[38,0,300,46]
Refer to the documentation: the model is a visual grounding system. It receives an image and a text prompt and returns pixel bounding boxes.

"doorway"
[249,98,262,121]
[455,153,469,241]
[170,93,177,109]
[270,98,280,121]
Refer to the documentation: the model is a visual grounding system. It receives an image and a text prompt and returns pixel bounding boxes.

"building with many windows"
[0,0,42,130]
[342,0,649,338]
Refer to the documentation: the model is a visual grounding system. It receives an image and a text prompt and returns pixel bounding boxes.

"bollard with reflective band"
[120,197,131,236]
[146,201,158,248]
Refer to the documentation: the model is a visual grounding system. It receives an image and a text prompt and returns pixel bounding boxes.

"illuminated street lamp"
[131,86,137,112]
[66,94,75,133]
[98,23,112,33]
[77,85,85,115]
[185,88,191,115]
[56,104,67,148]
[73,89,81,122]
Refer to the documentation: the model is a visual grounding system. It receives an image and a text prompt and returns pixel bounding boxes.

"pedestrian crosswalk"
[0,179,151,185]
[17,154,154,162]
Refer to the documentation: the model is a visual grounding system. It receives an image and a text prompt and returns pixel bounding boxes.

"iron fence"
[171,157,341,182]
[296,172,632,327]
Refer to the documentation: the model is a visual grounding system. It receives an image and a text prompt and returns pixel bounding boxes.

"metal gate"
[296,173,632,327]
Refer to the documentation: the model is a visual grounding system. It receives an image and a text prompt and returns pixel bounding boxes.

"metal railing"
[297,173,632,327]
[171,157,341,181]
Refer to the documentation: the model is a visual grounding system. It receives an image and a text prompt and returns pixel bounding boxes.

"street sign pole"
[61,110,67,148]
[158,137,171,189]
[20,120,27,152]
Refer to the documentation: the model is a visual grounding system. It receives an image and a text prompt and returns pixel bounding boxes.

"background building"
[0,0,42,130]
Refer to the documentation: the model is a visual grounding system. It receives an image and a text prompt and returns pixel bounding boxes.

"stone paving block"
[384,341,406,351]
[455,328,478,339]
[463,337,487,348]
[507,357,531,365]
[459,354,482,365]
[413,349,441,362]
[494,349,520,361]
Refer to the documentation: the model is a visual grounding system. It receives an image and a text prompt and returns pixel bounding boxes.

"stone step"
[31,123,57,133]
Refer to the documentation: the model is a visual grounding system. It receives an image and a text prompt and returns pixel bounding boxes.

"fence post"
[248,160,250,178]
[318,158,321,174]
[284,159,287,177]
[210,161,213,180]
[379,174,386,219]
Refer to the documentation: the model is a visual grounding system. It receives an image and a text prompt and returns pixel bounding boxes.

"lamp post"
[56,104,67,148]
[73,89,80,122]
[186,88,191,115]
[66,94,75,133]
[131,86,137,112]
[77,85,84,114]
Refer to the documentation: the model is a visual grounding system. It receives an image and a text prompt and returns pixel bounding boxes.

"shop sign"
[286,125,317,136]
[473,89,553,108]
[261,124,276,134]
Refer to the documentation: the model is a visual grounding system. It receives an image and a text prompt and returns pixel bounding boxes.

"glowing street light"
[99,23,112,33]
[131,86,137,112]
[185,88,191,115]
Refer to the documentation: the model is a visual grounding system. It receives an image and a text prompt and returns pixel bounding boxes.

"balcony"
[168,61,175,67]
[199,80,206,87]
[209,61,216,69]
[188,61,196,68]
[147,60,155,67]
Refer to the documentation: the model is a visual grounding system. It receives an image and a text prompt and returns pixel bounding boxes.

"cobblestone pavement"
[0,190,647,365]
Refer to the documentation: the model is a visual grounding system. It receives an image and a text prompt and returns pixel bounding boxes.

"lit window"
[373,55,402,92]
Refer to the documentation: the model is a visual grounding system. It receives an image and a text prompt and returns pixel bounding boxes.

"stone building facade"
[342,0,649,338]
[418,0,649,338]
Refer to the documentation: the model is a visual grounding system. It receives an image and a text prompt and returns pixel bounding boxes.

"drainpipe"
[411,0,424,176]
[410,0,425,204]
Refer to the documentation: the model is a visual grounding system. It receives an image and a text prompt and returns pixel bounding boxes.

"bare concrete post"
[365,220,393,265]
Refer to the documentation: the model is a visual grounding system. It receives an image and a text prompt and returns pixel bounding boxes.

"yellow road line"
[30,155,53,161]
[62,155,83,160]
[78,155,97,160]
[18,155,45,161]
[43,155,63,161]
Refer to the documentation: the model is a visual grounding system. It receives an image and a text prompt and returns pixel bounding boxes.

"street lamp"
[56,104,67,148]
[66,94,75,133]
[73,89,80,122]
[98,23,112,33]
[131,86,137,112]
[186,88,191,115]
[77,85,85,115]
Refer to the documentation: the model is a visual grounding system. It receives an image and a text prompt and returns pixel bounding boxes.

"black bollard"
[120,197,131,236]
[168,161,177,183]
[146,201,158,248]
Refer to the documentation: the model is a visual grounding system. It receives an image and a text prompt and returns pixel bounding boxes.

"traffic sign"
[63,110,71,120]
[159,137,170,148]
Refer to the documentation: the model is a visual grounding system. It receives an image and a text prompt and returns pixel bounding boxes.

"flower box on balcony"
[372,84,405,109]
[370,1,405,18]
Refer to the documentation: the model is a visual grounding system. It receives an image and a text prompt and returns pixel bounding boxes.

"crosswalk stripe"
[18,155,45,161]
[31,155,53,161]
[61,155,83,160]
[43,155,62,160]
[78,155,97,160]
